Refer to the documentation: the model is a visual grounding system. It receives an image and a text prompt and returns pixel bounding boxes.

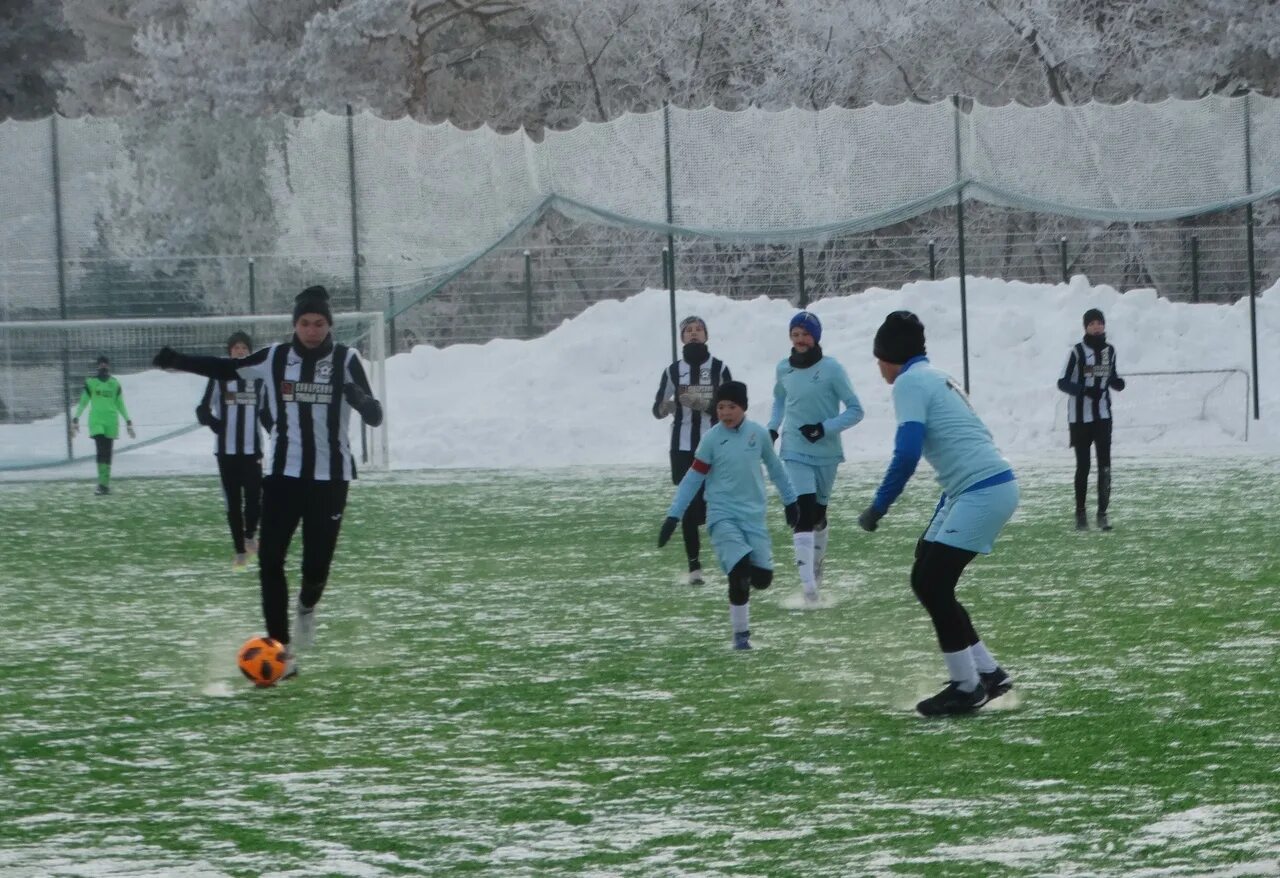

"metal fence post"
[248,257,256,314]
[797,247,808,308]
[928,239,937,280]
[663,247,676,364]
[388,290,397,355]
[1243,92,1260,419]
[524,250,534,339]
[1190,236,1200,303]
[346,104,362,311]
[1059,236,1069,283]
[51,115,73,460]
[662,102,677,309]
[952,94,971,393]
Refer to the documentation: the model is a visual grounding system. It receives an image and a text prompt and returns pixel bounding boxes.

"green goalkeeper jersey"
[74,376,131,438]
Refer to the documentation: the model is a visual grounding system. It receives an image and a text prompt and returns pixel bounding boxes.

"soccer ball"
[237,636,288,687]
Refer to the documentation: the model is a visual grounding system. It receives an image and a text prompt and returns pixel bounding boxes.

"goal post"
[0,311,390,472]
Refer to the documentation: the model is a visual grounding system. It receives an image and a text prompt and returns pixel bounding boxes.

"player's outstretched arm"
[153,347,243,381]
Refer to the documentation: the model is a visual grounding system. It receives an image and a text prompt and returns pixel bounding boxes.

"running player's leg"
[297,479,350,611]
[217,455,247,556]
[1069,423,1091,529]
[710,520,756,649]
[1095,420,1113,529]
[682,485,707,582]
[94,435,113,493]
[916,482,1019,707]
[786,461,821,602]
[671,449,704,581]
[810,465,837,586]
[257,476,305,644]
[242,457,263,551]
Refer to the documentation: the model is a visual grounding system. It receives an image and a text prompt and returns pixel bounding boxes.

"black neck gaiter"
[789,344,823,369]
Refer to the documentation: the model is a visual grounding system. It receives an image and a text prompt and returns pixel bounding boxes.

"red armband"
[691,458,711,474]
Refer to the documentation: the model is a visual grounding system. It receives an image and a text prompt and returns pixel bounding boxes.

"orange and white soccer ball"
[237,636,289,687]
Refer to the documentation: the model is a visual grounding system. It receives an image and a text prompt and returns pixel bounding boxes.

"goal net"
[1054,369,1250,444]
[0,312,388,473]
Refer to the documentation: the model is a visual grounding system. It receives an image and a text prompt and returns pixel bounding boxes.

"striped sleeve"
[1057,349,1082,395]
[652,366,674,418]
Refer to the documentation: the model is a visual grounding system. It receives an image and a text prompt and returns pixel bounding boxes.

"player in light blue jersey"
[767,311,864,604]
[659,381,799,650]
[857,311,1019,717]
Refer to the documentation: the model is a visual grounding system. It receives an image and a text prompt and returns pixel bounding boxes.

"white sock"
[730,603,750,633]
[793,531,816,592]
[943,649,980,691]
[813,525,829,575]
[969,641,999,674]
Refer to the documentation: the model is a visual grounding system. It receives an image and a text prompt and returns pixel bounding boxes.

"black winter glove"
[799,423,825,443]
[1110,377,1126,391]
[768,429,779,444]
[858,506,885,532]
[784,502,800,529]
[658,516,679,548]
[153,346,180,370]
[209,418,224,435]
[1084,385,1103,400]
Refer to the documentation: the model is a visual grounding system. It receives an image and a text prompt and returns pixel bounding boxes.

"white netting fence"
[2,96,1278,324]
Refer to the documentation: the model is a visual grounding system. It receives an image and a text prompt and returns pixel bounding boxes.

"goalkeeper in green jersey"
[72,355,135,495]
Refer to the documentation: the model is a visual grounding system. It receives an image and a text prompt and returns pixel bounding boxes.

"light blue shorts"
[784,460,840,505]
[708,518,774,574]
[922,480,1020,555]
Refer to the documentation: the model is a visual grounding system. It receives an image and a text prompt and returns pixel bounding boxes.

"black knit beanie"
[873,311,927,365]
[1083,308,1105,327]
[294,285,333,323]
[714,380,748,411]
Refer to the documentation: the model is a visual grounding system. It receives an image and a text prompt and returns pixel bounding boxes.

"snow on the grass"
[2,275,1277,480]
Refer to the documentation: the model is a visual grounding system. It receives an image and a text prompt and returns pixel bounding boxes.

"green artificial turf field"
[1,459,1277,876]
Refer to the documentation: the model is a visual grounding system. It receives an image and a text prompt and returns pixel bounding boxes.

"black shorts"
[1069,419,1112,449]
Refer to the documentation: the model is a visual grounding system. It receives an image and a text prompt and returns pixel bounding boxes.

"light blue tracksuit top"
[668,420,797,528]
[767,354,864,465]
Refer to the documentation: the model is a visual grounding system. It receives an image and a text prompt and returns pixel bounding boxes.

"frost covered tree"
[0,0,82,119]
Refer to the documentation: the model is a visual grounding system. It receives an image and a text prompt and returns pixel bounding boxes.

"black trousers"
[217,455,263,553]
[258,476,350,645]
[93,435,114,465]
[1069,420,1112,514]
[670,450,707,568]
[910,539,980,654]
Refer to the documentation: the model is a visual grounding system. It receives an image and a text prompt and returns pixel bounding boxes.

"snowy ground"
[2,274,1276,479]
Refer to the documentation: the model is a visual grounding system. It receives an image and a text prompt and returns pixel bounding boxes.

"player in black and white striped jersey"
[653,315,732,584]
[154,286,383,677]
[196,331,272,570]
[1058,308,1126,532]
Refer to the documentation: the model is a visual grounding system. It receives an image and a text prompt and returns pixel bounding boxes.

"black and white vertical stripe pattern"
[236,341,374,481]
[653,357,730,452]
[1062,342,1116,424]
[201,378,266,456]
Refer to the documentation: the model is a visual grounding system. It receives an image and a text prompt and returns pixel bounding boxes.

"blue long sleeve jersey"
[668,419,798,528]
[767,355,864,464]
[872,356,1014,513]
